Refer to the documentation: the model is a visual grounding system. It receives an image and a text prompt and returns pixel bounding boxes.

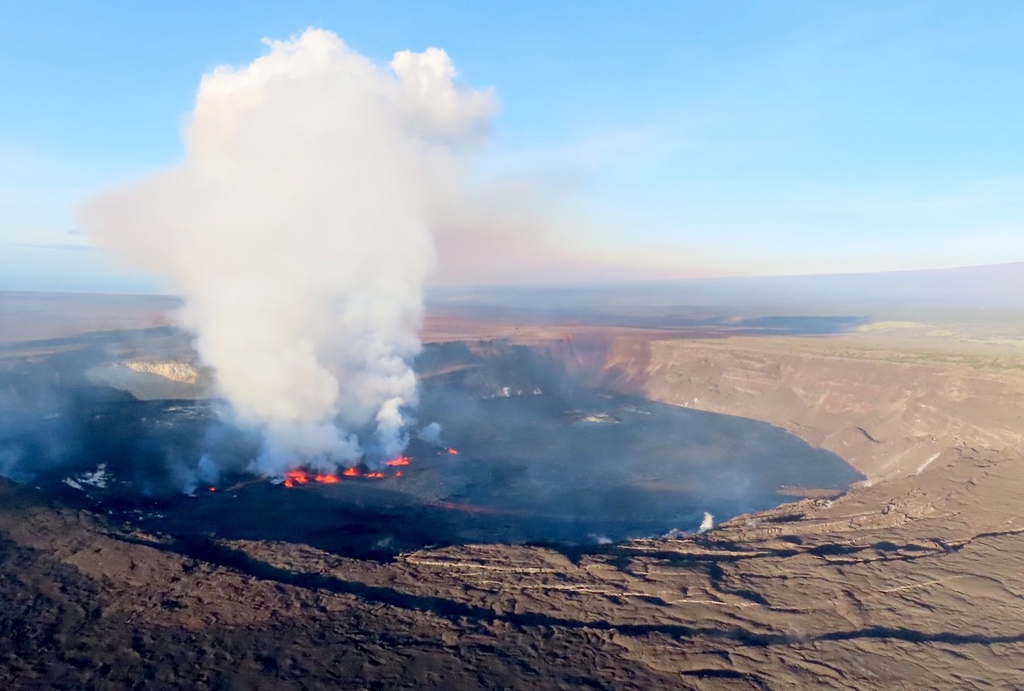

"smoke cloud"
[78,29,495,474]
[416,421,443,445]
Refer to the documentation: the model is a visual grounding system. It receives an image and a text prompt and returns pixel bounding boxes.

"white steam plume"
[78,29,495,474]
[698,511,714,534]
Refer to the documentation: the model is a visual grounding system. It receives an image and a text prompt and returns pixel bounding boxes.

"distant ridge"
[428,261,1024,315]
[3,262,1021,320]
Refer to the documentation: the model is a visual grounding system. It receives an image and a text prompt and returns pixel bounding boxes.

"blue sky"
[2,1,1023,292]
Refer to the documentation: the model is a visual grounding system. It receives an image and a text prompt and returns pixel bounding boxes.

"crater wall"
[537,334,1024,483]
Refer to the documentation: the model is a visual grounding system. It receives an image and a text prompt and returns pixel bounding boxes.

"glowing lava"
[281,461,406,487]
[283,469,343,486]
[447,448,459,455]
[283,470,310,488]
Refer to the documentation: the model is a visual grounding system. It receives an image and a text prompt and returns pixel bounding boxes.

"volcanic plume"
[78,29,495,474]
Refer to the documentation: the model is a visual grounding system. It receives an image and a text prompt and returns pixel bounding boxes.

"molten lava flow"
[281,462,403,487]
[283,469,342,487]
[283,470,310,488]
[447,448,459,455]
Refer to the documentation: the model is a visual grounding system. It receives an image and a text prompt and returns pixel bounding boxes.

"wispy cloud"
[3,241,97,253]
[482,117,694,180]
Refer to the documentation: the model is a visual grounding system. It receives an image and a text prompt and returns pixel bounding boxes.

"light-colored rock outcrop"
[124,359,200,385]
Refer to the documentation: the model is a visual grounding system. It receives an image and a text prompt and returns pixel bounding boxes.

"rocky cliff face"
[547,334,1024,483]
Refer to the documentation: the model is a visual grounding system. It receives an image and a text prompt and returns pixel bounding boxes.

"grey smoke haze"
[78,29,495,474]
[417,421,443,445]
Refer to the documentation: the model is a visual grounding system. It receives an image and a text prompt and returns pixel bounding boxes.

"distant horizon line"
[1,259,1021,299]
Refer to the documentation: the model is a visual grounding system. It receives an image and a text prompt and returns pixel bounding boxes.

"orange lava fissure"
[281,458,413,487]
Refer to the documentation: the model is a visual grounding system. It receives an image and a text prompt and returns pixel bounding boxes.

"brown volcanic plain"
[2,293,1024,689]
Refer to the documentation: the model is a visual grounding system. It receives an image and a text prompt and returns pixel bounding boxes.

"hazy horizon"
[5,260,1023,319]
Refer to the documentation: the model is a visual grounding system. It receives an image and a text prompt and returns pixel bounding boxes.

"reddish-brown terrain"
[2,296,1023,689]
